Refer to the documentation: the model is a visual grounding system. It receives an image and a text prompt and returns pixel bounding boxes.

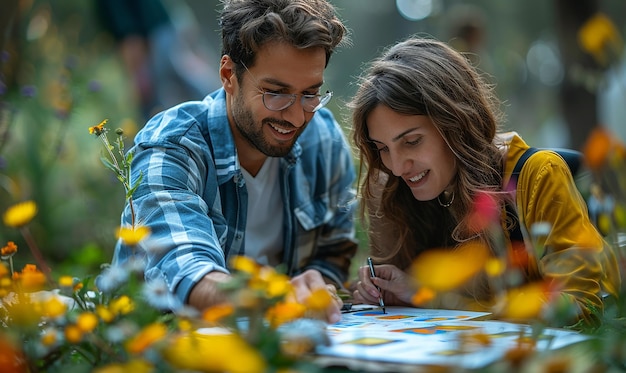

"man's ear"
[220,55,237,94]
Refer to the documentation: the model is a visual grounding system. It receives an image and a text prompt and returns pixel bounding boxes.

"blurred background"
[0,0,624,277]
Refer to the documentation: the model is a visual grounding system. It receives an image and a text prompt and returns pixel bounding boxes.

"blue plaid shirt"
[111,88,358,304]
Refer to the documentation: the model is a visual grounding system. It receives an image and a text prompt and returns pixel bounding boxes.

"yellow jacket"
[501,133,620,323]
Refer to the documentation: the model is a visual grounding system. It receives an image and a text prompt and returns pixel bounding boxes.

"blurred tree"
[555,0,600,150]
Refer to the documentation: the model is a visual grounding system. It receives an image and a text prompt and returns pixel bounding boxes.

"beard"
[231,90,304,157]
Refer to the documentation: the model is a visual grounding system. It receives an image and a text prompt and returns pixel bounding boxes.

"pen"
[367,257,386,314]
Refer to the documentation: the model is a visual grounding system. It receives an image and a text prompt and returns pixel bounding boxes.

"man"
[110,0,357,324]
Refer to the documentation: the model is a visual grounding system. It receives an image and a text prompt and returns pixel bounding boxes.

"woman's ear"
[220,55,237,94]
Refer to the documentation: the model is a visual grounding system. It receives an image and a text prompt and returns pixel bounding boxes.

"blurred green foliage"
[0,0,142,277]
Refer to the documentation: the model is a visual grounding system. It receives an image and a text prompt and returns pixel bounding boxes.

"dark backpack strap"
[507,147,539,242]
[506,147,584,242]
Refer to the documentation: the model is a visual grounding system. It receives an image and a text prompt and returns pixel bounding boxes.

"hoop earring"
[437,191,455,208]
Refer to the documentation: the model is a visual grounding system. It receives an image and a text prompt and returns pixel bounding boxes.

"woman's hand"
[353,264,415,306]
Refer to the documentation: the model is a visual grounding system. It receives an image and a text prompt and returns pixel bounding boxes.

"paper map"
[316,306,589,369]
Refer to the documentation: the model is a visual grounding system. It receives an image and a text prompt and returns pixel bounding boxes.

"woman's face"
[366,104,457,201]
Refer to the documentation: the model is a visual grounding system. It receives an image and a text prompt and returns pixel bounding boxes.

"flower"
[202,303,235,325]
[76,312,99,333]
[163,332,266,373]
[468,191,500,233]
[583,127,614,171]
[89,119,108,136]
[2,201,37,228]
[116,226,151,246]
[409,240,490,292]
[1,241,17,258]
[494,281,550,321]
[577,12,623,67]
[125,322,168,355]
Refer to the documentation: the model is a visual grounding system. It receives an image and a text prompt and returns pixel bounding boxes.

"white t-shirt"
[240,157,284,266]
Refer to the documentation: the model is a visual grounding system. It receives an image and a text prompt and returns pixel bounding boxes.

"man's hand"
[188,271,232,311]
[290,269,342,324]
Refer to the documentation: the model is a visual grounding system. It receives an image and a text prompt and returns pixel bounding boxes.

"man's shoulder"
[136,90,228,144]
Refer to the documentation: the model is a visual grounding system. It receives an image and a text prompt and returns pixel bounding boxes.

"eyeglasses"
[241,63,333,113]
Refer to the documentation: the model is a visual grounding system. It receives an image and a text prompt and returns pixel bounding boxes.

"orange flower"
[16,265,47,292]
[88,119,108,136]
[411,287,436,306]
[410,240,490,292]
[265,302,306,328]
[1,241,17,257]
[64,324,83,343]
[202,303,235,324]
[0,334,28,373]
[126,323,168,355]
[3,201,37,228]
[583,127,612,171]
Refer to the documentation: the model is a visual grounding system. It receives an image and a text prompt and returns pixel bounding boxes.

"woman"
[350,36,620,326]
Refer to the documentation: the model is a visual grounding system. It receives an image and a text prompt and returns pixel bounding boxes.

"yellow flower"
[93,360,154,373]
[126,323,168,355]
[42,296,67,318]
[304,288,333,312]
[410,240,490,292]
[496,282,548,321]
[485,257,506,277]
[3,200,37,228]
[259,269,293,299]
[0,263,8,278]
[58,275,74,287]
[163,332,266,373]
[202,303,235,325]
[231,255,260,276]
[116,226,151,246]
[76,312,98,333]
[578,13,622,66]
[109,295,135,316]
[4,294,43,327]
[41,328,58,346]
[89,119,108,136]
[96,305,115,323]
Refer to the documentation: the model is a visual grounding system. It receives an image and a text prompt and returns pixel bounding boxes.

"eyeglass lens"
[263,91,332,113]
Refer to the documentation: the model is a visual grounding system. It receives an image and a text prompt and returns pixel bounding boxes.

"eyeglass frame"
[240,62,333,113]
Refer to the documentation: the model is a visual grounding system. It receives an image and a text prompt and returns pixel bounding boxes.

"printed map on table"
[317,306,589,369]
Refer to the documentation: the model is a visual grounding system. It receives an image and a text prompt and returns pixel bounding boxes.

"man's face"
[225,41,327,166]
